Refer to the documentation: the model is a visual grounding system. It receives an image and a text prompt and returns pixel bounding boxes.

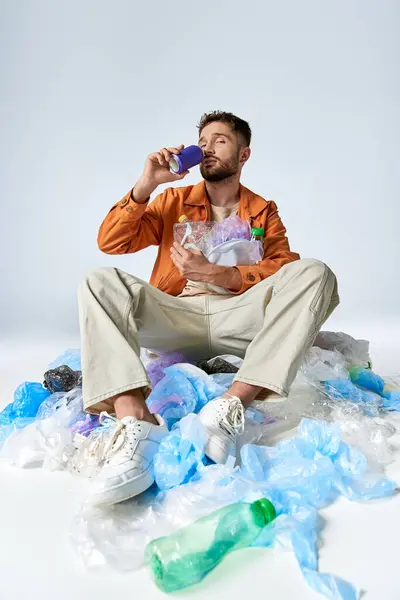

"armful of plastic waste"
[170,242,241,290]
[173,216,264,268]
[173,216,264,293]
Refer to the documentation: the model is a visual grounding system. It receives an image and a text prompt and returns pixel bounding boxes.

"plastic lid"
[251,498,276,526]
[178,215,188,223]
[251,227,264,236]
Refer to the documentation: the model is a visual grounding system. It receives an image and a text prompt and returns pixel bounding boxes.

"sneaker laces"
[219,395,245,438]
[83,412,134,466]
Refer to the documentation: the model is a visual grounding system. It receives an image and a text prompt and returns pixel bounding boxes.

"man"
[79,111,339,506]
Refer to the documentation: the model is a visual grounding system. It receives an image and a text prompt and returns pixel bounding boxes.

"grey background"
[1,0,399,338]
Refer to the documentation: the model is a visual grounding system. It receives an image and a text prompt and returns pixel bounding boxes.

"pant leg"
[209,258,339,397]
[78,267,210,413]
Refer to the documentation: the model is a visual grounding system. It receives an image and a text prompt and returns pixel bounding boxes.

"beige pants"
[78,259,339,412]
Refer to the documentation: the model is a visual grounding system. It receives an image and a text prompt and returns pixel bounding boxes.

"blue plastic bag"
[48,349,81,371]
[147,364,226,429]
[153,414,207,490]
[12,382,51,419]
[146,352,187,388]
[325,379,382,416]
[349,367,385,396]
[382,389,400,411]
[242,419,395,600]
[0,382,52,447]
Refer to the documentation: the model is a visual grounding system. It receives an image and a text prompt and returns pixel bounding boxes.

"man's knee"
[291,258,337,288]
[295,259,339,319]
[78,268,142,302]
[78,267,116,295]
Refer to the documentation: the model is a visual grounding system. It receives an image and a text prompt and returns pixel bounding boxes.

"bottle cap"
[178,215,188,223]
[251,498,276,526]
[251,227,264,237]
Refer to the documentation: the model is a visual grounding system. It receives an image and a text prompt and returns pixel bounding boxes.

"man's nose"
[204,143,216,155]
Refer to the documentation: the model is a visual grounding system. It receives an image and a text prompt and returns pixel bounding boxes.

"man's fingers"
[167,145,184,155]
[170,255,184,273]
[170,247,183,264]
[159,148,172,165]
[148,152,166,167]
[172,242,191,257]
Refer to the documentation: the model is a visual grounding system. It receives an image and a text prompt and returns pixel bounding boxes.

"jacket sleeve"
[97,189,164,254]
[234,201,300,294]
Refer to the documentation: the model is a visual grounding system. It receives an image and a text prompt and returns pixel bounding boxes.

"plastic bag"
[349,366,384,394]
[302,347,349,382]
[381,374,400,411]
[0,382,52,447]
[10,382,51,420]
[71,414,100,438]
[146,351,187,388]
[153,414,207,490]
[324,379,383,416]
[330,404,396,467]
[36,391,70,419]
[0,387,85,470]
[209,215,253,247]
[146,364,226,429]
[0,421,48,468]
[243,419,395,600]
[152,411,269,492]
[48,349,81,371]
[313,331,371,369]
[240,419,396,504]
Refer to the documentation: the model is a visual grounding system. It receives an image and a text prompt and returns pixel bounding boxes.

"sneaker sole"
[91,466,155,507]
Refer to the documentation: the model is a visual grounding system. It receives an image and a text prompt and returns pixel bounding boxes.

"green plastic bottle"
[251,227,265,242]
[145,498,276,592]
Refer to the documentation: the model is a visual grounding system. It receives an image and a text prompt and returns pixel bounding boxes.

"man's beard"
[200,153,240,182]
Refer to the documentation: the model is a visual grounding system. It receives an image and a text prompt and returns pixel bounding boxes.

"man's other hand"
[170,243,211,281]
[170,243,242,292]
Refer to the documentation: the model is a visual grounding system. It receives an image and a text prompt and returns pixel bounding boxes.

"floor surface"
[1,320,399,600]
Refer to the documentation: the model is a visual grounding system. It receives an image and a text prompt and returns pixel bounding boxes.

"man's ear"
[240,146,251,165]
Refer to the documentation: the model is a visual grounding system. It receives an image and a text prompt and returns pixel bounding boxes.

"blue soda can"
[169,145,204,174]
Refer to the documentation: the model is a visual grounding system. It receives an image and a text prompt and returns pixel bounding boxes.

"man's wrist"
[131,178,158,204]
[202,264,242,291]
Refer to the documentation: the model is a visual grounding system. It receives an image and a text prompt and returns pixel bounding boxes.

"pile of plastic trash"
[0,332,399,599]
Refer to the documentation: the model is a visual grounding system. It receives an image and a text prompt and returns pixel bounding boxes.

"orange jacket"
[98,182,300,296]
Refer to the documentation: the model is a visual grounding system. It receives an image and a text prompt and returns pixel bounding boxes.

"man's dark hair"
[197,111,252,146]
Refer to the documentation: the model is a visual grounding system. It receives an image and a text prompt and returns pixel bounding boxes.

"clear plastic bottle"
[145,498,276,592]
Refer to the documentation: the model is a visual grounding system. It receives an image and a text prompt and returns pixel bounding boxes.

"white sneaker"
[198,394,245,464]
[90,413,168,506]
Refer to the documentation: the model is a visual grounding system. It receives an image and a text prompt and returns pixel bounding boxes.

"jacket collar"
[184,181,267,218]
